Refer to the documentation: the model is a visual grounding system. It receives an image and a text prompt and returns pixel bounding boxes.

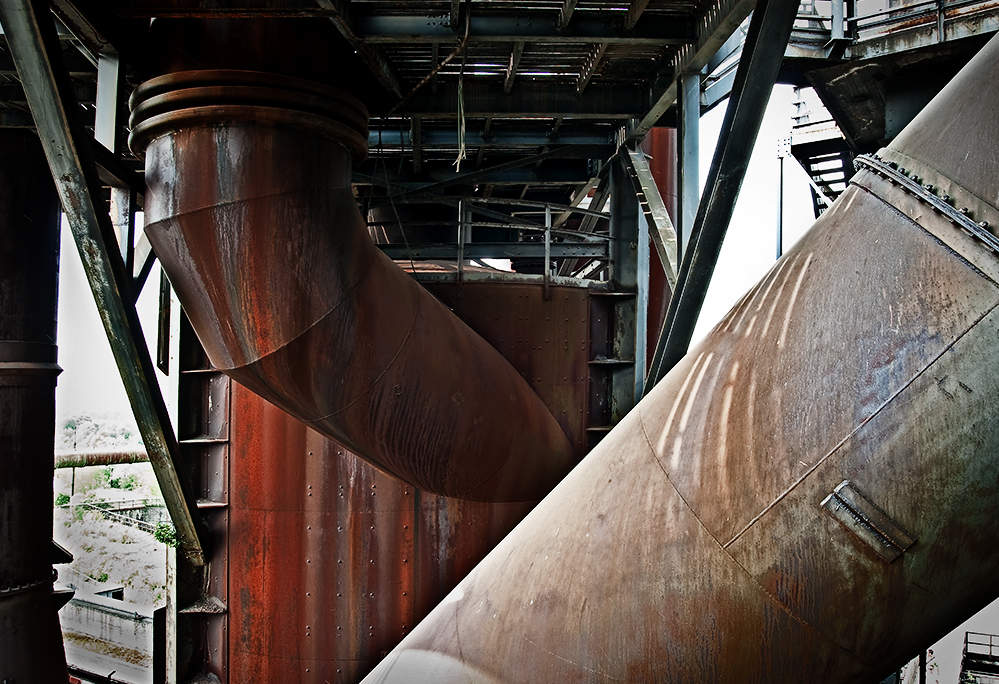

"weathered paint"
[362,33,999,684]
[222,275,593,682]
[131,70,576,501]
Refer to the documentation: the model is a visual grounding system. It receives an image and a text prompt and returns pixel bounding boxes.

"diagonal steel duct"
[129,70,575,502]
[362,33,999,682]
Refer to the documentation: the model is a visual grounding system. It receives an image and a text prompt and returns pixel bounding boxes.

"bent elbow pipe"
[363,34,999,682]
[129,71,575,501]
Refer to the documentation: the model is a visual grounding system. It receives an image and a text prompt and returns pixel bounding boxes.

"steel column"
[0,0,205,564]
[645,0,801,392]
[678,71,700,261]
[0,129,68,684]
[609,156,646,408]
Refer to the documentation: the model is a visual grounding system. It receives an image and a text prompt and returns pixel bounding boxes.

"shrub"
[55,493,70,506]
[154,522,179,548]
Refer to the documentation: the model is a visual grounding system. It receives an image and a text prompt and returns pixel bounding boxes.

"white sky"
[52,84,999,678]
[55,213,172,425]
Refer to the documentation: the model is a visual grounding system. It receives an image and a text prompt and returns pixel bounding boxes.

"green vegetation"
[96,465,139,491]
[153,522,179,548]
[55,493,70,506]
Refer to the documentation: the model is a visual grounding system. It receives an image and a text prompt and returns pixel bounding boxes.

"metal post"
[831,0,845,40]
[609,156,645,413]
[635,198,650,399]
[457,198,466,284]
[777,155,784,258]
[610,157,639,289]
[645,0,801,393]
[678,71,700,263]
[0,129,69,684]
[777,135,791,258]
[544,203,552,300]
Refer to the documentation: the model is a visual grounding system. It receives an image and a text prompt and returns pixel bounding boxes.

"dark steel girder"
[0,0,206,564]
[378,242,608,261]
[645,0,801,392]
[367,126,612,149]
[314,0,403,98]
[398,81,645,118]
[630,0,756,142]
[103,1,696,43]
[357,163,601,188]
[355,13,695,44]
[383,145,610,199]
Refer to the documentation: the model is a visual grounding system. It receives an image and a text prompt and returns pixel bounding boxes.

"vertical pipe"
[777,154,784,258]
[0,129,68,684]
[678,72,700,263]
[544,204,552,300]
[458,198,466,284]
[832,0,845,40]
[635,202,649,398]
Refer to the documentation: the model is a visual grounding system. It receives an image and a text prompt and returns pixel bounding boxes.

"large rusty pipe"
[363,34,999,682]
[129,71,574,501]
[0,129,69,683]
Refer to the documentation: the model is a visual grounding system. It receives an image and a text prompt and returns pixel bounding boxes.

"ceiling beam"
[399,81,646,118]
[626,0,652,30]
[559,0,578,30]
[314,0,403,98]
[355,158,601,187]
[411,115,422,173]
[629,0,756,142]
[431,41,440,93]
[356,14,695,44]
[504,41,525,94]
[577,42,608,94]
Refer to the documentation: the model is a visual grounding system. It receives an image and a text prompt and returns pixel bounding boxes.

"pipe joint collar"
[128,70,369,163]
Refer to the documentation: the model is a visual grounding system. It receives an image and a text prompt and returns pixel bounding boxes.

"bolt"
[923,184,934,193]
[980,221,991,230]
[942,195,952,204]
[961,207,971,215]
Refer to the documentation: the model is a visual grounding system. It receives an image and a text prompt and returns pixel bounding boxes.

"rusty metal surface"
[221,274,591,682]
[226,380,536,683]
[133,70,575,501]
[0,129,69,683]
[363,34,999,683]
[420,281,592,456]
